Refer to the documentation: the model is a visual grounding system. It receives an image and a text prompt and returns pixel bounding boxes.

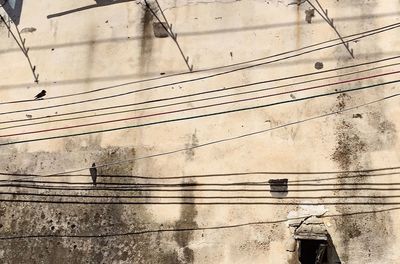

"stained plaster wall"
[0,0,400,263]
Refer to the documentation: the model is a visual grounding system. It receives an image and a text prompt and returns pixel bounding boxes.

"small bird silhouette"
[34,90,46,100]
[89,163,98,186]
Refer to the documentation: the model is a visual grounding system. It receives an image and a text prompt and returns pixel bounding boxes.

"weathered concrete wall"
[1,0,400,263]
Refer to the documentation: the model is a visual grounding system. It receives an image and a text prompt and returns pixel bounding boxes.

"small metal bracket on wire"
[0,13,40,83]
[306,0,354,59]
[144,0,194,72]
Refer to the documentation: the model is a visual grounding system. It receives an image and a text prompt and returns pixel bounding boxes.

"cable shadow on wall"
[47,0,136,19]
[1,0,23,25]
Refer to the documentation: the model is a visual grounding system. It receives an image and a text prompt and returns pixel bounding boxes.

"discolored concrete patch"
[138,7,154,73]
[331,86,395,262]
[366,111,398,151]
[185,131,199,161]
[331,119,367,171]
[0,139,185,263]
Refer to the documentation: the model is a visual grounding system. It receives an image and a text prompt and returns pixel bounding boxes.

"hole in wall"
[291,216,342,264]
[268,178,288,197]
[299,239,327,264]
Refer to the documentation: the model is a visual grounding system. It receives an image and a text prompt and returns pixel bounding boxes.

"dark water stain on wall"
[185,130,199,161]
[331,96,395,261]
[295,2,302,49]
[329,1,397,260]
[0,138,182,263]
[331,119,367,171]
[138,7,154,73]
[173,180,198,264]
[330,108,396,262]
[331,88,395,261]
[333,204,393,262]
[0,203,181,263]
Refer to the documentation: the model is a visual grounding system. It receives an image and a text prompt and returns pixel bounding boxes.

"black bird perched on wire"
[34,90,46,100]
[89,163,98,186]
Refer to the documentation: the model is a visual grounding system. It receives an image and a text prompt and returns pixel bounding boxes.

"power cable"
[2,58,399,130]
[1,22,398,105]
[1,166,400,179]
[1,199,400,205]
[0,23,398,116]
[4,179,400,187]
[3,184,400,193]
[1,90,399,183]
[305,0,355,58]
[2,70,398,138]
[2,192,400,200]
[0,78,398,147]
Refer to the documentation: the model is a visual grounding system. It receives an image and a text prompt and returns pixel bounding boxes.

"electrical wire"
[3,181,400,191]
[1,166,400,179]
[1,21,399,105]
[1,5,399,242]
[0,23,398,116]
[1,199,400,205]
[0,78,398,148]
[2,90,399,183]
[3,184,400,193]
[1,70,398,138]
[2,58,399,131]
[2,192,400,200]
[3,180,400,187]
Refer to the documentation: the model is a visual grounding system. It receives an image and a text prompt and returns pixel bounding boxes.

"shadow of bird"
[34,90,46,100]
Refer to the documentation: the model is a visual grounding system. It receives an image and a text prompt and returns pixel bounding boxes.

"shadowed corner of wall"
[1,0,23,25]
